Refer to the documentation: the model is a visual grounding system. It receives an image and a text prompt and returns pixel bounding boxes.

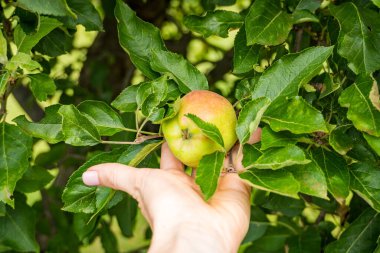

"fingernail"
[82,171,99,186]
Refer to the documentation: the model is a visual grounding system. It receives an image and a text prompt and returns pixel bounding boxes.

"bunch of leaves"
[1,0,380,252]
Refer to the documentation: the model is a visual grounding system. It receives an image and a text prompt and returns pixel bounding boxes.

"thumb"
[82,163,146,199]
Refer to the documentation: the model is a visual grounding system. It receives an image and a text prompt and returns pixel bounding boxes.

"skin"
[162,90,237,168]
[83,129,262,253]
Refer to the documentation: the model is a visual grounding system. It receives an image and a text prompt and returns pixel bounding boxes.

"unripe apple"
[162,90,237,167]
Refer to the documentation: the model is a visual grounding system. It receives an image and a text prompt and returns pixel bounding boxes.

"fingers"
[82,163,145,199]
[226,128,262,172]
[160,142,184,171]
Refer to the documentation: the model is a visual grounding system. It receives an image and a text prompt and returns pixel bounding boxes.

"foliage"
[1,0,380,252]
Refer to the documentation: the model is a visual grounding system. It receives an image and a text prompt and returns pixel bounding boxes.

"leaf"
[0,123,32,207]
[242,144,263,168]
[363,133,380,156]
[245,0,293,46]
[185,113,225,149]
[14,16,62,53]
[235,77,259,101]
[14,104,64,144]
[195,151,225,200]
[262,96,328,134]
[111,85,139,112]
[150,50,208,93]
[245,226,291,252]
[78,100,125,136]
[34,29,73,57]
[251,46,334,105]
[286,158,328,199]
[292,10,319,24]
[58,104,100,146]
[260,126,300,150]
[0,30,7,64]
[61,0,103,31]
[242,207,269,243]
[109,196,138,237]
[236,97,271,144]
[136,76,169,116]
[5,52,42,72]
[0,195,39,252]
[62,140,162,213]
[0,72,10,97]
[114,0,165,79]
[16,0,75,17]
[184,10,243,38]
[15,166,54,193]
[233,26,261,75]
[373,0,380,8]
[28,73,56,102]
[320,73,341,99]
[330,3,380,74]
[240,168,300,198]
[350,162,380,212]
[100,221,118,253]
[247,145,311,170]
[296,0,321,12]
[73,213,98,240]
[312,148,350,202]
[288,227,321,253]
[329,124,354,155]
[325,209,380,253]
[262,194,305,217]
[339,75,380,137]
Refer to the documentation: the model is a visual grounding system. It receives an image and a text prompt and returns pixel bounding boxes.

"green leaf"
[242,207,269,243]
[16,0,75,17]
[325,209,380,253]
[15,166,54,193]
[150,50,208,93]
[136,76,169,116]
[363,133,380,156]
[233,26,260,75]
[78,100,125,136]
[240,168,300,198]
[0,195,39,252]
[185,113,225,149]
[5,52,42,72]
[292,10,319,24]
[245,226,291,252]
[339,75,380,137]
[350,162,380,212]
[0,72,10,97]
[184,10,243,38]
[330,3,380,74]
[14,104,64,144]
[0,123,32,207]
[247,145,311,170]
[100,221,118,253]
[373,0,380,8]
[296,0,320,12]
[109,196,138,237]
[288,227,321,253]
[111,85,139,112]
[261,126,300,150]
[14,16,62,53]
[61,0,103,31]
[28,73,56,102]
[0,203,4,217]
[245,0,293,46]
[242,144,263,168]
[320,73,341,99]
[262,194,305,216]
[114,0,165,79]
[195,151,225,200]
[312,148,350,202]
[252,46,334,105]
[235,77,258,101]
[286,158,328,199]
[0,31,7,64]
[262,96,328,134]
[329,124,354,155]
[34,29,73,57]
[58,104,100,146]
[73,213,98,240]
[236,97,271,144]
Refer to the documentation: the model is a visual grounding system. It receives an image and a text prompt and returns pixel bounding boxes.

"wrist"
[149,220,240,253]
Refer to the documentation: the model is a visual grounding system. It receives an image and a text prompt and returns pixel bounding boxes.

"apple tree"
[1,0,380,252]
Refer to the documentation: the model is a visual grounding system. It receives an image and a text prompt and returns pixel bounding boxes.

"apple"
[162,90,237,167]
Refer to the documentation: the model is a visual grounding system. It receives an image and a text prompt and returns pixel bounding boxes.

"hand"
[82,129,262,253]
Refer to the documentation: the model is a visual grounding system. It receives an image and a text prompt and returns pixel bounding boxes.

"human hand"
[82,129,262,253]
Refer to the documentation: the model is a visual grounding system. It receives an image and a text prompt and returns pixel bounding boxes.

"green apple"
[162,90,237,167]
